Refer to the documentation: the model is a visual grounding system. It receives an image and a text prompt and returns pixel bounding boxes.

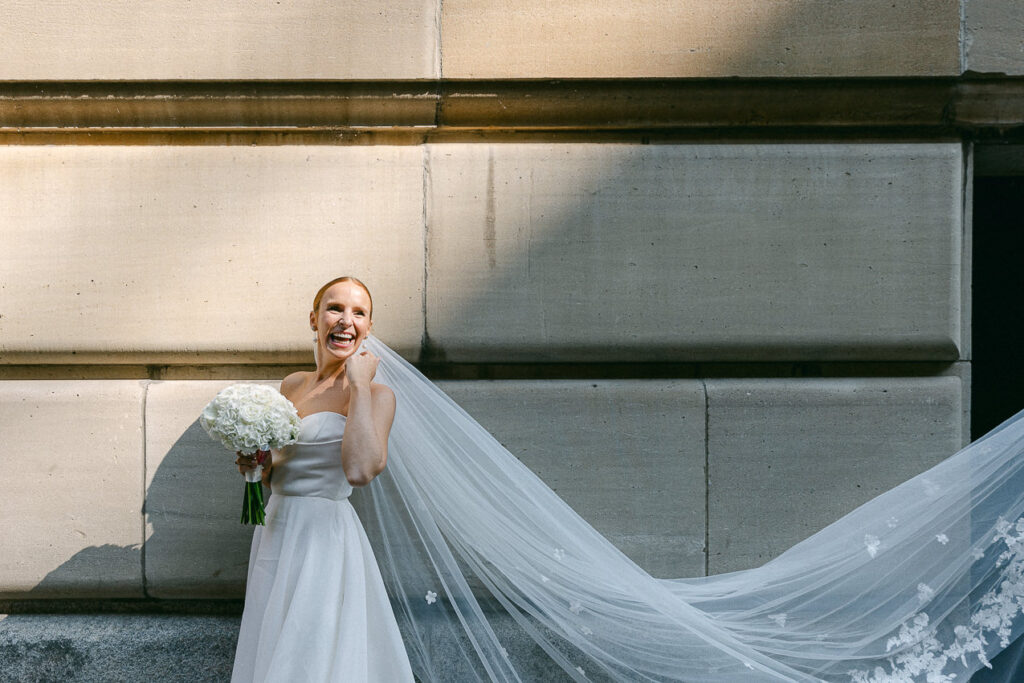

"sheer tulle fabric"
[358,336,1024,682]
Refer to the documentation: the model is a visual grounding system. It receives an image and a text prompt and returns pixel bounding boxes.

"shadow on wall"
[17,0,965,600]
[25,141,965,595]
[424,138,964,567]
[2,1,976,679]
[7,413,243,680]
[28,412,254,601]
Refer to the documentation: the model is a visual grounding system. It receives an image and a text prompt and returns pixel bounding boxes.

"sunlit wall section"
[0,146,426,364]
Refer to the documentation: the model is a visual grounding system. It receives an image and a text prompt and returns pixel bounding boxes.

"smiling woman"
[311,275,374,359]
[231,277,412,683]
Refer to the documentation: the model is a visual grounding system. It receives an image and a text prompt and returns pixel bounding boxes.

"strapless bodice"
[270,412,352,501]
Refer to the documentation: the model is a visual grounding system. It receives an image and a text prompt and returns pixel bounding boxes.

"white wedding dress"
[230,411,414,683]
[228,335,1024,682]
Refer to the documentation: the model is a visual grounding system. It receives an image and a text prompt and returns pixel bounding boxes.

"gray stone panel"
[0,614,239,682]
[427,143,964,363]
[0,381,145,598]
[437,380,706,578]
[0,610,573,681]
[966,0,1024,75]
[144,381,265,598]
[145,378,705,596]
[706,377,963,574]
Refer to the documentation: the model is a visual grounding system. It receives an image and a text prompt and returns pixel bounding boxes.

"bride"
[233,276,1024,682]
[231,276,414,682]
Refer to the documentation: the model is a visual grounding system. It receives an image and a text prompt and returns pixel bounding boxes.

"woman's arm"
[341,381,396,487]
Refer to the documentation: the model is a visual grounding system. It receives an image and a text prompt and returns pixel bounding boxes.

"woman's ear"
[309,310,316,330]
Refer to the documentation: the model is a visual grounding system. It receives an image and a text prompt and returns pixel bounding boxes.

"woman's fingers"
[345,351,378,385]
[236,450,271,474]
[236,453,258,474]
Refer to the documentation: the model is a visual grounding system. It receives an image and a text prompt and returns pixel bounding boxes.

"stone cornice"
[0,77,1022,140]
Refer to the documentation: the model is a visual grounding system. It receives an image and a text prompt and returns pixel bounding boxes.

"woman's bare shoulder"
[280,371,309,398]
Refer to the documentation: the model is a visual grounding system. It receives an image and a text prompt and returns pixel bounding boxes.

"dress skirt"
[231,493,415,682]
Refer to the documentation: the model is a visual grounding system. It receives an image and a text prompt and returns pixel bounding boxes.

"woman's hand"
[345,350,379,388]
[235,449,269,475]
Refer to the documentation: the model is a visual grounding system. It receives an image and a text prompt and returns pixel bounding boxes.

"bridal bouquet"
[199,384,302,525]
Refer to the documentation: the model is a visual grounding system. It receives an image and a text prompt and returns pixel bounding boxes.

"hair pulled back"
[312,276,373,320]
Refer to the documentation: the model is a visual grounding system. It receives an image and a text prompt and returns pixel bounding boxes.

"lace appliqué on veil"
[850,517,1024,682]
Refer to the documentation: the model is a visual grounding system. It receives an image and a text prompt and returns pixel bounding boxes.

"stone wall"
[1,141,970,594]
[2,0,1024,678]
[0,0,963,79]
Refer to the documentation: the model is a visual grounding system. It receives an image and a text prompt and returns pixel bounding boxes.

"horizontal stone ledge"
[0,82,439,129]
[2,78,1024,134]
[0,350,335,366]
[423,341,965,365]
[0,360,966,381]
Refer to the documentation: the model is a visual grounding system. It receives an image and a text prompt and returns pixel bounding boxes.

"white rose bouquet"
[199,384,302,525]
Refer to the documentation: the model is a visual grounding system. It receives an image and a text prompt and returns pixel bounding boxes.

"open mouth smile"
[327,331,356,349]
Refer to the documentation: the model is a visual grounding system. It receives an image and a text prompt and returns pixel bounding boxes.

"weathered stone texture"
[0,146,425,364]
[144,381,266,598]
[437,380,706,578]
[0,611,576,681]
[0,373,972,599]
[0,0,437,79]
[427,143,964,362]
[706,377,963,574]
[0,381,145,597]
[442,0,960,78]
[144,378,705,595]
[965,0,1024,75]
[0,614,239,681]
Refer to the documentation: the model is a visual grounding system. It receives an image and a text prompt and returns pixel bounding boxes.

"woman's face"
[310,281,373,363]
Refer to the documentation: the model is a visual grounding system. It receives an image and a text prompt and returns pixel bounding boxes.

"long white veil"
[357,335,1024,682]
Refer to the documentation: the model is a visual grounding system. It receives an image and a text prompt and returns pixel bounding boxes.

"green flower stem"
[241,481,266,525]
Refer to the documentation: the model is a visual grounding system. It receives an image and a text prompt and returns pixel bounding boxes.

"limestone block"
[0,0,437,79]
[144,380,269,598]
[144,378,706,594]
[442,0,959,78]
[0,381,144,598]
[437,380,706,578]
[426,143,964,362]
[965,0,1024,75]
[0,146,424,364]
[705,377,963,574]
